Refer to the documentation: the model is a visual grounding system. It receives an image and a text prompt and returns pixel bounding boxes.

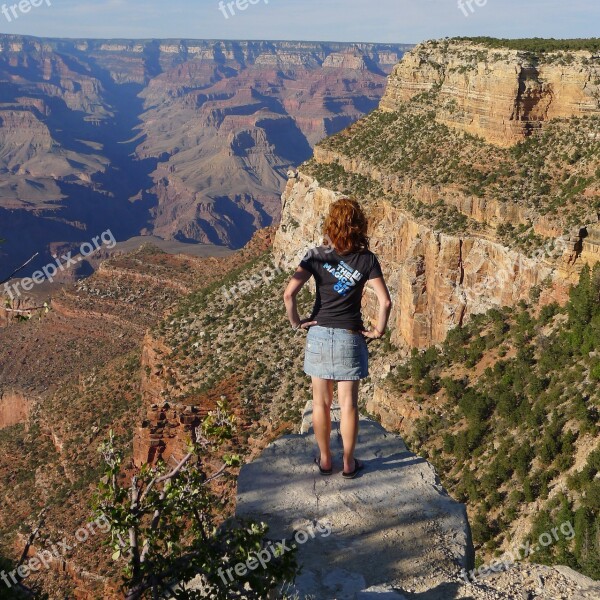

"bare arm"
[362,276,393,340]
[283,266,318,330]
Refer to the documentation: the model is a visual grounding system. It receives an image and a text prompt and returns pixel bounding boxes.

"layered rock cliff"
[380,39,600,146]
[275,173,567,348]
[273,39,600,350]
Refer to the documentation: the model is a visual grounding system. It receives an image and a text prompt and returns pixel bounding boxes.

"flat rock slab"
[357,586,409,599]
[236,403,474,599]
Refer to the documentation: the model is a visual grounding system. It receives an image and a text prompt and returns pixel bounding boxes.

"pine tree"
[574,507,600,579]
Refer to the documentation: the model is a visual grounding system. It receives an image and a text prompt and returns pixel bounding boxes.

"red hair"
[322,197,370,255]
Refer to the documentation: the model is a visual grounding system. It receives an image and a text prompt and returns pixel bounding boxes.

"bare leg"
[337,380,359,473]
[311,377,334,470]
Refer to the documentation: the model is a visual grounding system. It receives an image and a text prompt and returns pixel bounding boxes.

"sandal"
[342,459,364,479]
[314,457,333,476]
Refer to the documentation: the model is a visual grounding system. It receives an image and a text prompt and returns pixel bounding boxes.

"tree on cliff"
[94,402,298,599]
[394,263,600,579]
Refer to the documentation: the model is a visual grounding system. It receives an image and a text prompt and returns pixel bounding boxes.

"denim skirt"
[303,325,369,381]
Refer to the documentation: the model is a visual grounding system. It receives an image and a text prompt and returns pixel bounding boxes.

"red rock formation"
[133,401,204,467]
[0,389,32,429]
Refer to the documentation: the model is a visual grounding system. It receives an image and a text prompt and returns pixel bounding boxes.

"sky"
[0,0,598,44]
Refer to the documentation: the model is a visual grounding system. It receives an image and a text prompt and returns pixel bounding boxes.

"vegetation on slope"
[306,100,600,246]
[154,250,335,426]
[384,264,600,578]
[451,37,600,53]
[157,243,600,581]
[0,243,273,597]
[0,351,143,596]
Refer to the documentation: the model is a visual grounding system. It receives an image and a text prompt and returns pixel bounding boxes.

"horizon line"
[1,32,598,45]
[0,31,417,45]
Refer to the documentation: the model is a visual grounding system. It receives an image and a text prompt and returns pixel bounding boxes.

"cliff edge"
[235,402,600,599]
[274,39,600,351]
[236,402,474,599]
[381,39,600,147]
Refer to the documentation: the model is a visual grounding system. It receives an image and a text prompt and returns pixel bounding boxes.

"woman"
[283,197,393,479]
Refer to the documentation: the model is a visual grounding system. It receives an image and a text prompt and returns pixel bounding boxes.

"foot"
[342,458,364,479]
[314,456,333,475]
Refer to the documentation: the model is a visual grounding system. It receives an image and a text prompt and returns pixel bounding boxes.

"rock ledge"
[236,403,474,599]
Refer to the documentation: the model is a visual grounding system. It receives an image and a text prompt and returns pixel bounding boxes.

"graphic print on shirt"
[323,260,364,296]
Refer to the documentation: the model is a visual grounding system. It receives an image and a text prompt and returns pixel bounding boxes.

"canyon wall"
[0,34,411,276]
[380,40,600,146]
[273,40,600,349]
[312,145,567,237]
[235,403,474,598]
[274,173,567,349]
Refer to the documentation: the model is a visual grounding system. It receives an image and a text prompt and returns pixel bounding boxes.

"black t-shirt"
[299,245,383,330]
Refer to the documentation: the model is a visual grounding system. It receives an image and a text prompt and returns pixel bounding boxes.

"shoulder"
[300,245,327,263]
[313,244,335,258]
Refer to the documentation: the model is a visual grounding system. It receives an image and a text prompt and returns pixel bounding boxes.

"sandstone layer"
[381,40,600,146]
[274,173,565,348]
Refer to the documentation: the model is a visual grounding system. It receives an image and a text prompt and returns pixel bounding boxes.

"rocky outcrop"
[135,331,217,467]
[234,405,600,599]
[133,400,203,467]
[381,40,600,146]
[131,227,279,467]
[235,402,474,599]
[0,389,32,429]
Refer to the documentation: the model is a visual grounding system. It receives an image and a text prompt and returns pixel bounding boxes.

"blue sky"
[0,0,598,43]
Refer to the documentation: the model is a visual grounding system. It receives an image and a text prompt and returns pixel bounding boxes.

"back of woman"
[299,242,382,381]
[283,197,393,479]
